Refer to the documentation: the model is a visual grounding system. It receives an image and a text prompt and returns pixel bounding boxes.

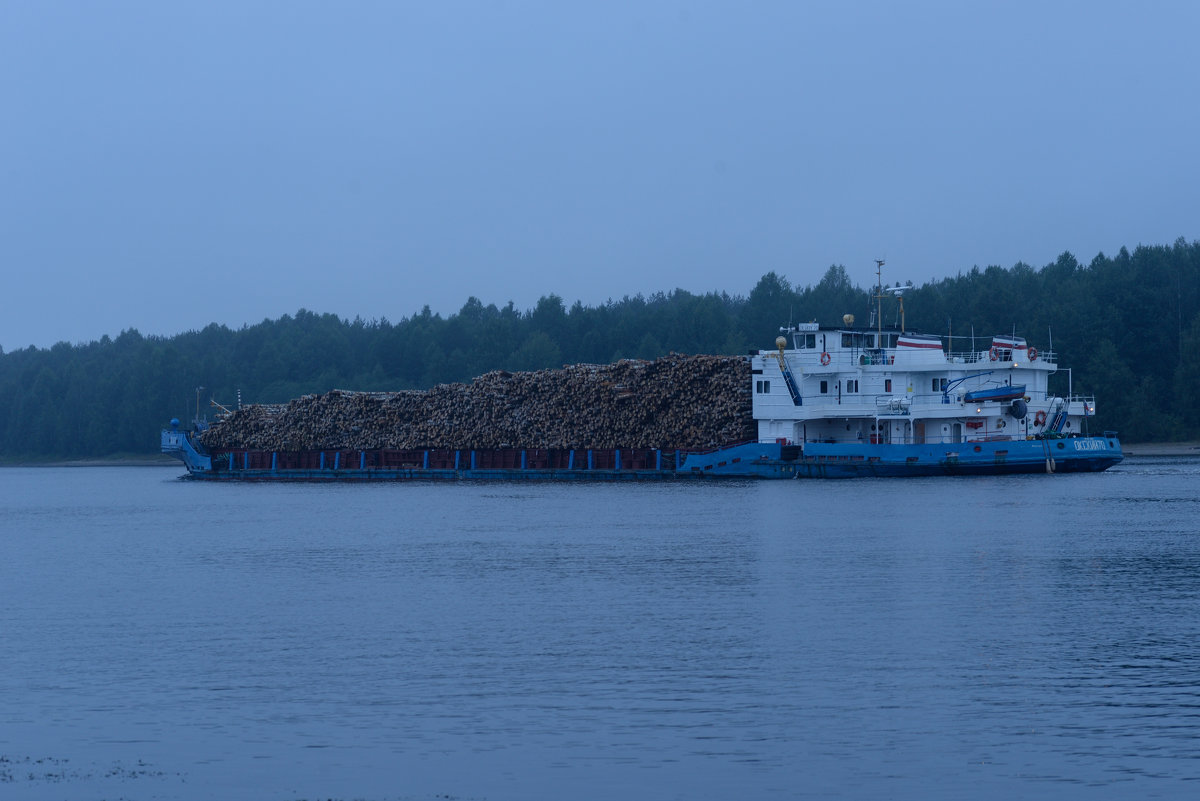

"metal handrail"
[945,348,1056,364]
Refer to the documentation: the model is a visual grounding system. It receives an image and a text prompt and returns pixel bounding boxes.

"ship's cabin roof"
[782,323,920,350]
[774,323,1053,366]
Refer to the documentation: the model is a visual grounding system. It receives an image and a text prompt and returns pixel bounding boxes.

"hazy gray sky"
[2,0,1197,350]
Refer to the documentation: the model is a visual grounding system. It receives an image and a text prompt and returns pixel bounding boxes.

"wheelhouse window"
[840,332,876,349]
[845,379,859,393]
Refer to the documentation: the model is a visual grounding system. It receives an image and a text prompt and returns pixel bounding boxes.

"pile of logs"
[198,354,754,452]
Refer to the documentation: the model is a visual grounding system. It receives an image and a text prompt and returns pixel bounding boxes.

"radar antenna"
[884,280,914,332]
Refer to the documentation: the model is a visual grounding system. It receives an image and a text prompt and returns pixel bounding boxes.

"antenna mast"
[874,260,885,344]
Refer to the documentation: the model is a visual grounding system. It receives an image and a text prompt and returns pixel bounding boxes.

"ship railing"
[773,394,916,414]
[945,348,1056,364]
[858,349,895,366]
[874,396,912,415]
[1066,394,1098,414]
[904,392,978,409]
[1004,391,1093,406]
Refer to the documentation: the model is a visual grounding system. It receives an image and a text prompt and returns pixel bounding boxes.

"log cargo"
[198,354,754,453]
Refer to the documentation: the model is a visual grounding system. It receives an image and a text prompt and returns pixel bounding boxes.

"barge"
[163,271,1123,480]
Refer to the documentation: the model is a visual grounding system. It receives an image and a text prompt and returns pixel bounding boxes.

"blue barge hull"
[677,437,1122,478]
[163,429,1123,480]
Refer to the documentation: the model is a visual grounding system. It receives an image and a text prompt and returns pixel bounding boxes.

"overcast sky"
[2,1,1197,350]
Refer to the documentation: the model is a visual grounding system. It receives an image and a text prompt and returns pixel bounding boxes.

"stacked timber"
[198,354,753,452]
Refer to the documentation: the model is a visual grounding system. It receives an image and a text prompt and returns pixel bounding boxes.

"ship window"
[820,380,828,394]
[932,379,939,392]
[804,334,816,349]
[885,379,892,392]
[840,332,875,349]
[756,380,771,394]
[845,379,859,393]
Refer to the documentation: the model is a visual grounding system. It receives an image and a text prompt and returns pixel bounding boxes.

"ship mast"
[874,260,885,344]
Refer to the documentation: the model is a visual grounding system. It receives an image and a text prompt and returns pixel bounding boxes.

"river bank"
[0,455,179,467]
[1121,441,1200,457]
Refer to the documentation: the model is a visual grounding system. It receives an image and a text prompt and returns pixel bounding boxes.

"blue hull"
[678,437,1123,478]
[168,467,681,482]
[164,430,1123,480]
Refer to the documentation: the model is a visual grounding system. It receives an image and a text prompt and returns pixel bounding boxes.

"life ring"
[1028,347,1038,361]
[989,346,999,361]
[820,351,831,366]
[1034,410,1047,426]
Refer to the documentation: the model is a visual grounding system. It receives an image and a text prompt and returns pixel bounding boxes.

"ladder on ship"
[1048,397,1068,434]
[777,354,802,406]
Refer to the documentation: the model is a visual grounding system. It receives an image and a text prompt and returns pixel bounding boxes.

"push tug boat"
[732,325,1120,477]
[162,272,1122,480]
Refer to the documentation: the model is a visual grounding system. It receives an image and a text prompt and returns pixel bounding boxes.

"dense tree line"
[1,238,1197,458]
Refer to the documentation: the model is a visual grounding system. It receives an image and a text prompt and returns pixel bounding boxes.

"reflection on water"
[2,460,1199,799]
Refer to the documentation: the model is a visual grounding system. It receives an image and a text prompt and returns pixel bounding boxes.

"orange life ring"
[820,351,831,366]
[1034,410,1047,426]
[1028,347,1038,361]
[989,346,999,361]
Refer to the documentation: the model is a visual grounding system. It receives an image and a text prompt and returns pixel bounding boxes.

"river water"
[2,459,1199,800]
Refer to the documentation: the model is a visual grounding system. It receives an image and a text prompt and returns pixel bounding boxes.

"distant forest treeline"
[2,238,1198,458]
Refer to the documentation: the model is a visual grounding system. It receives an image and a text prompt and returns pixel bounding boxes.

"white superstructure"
[751,322,1095,447]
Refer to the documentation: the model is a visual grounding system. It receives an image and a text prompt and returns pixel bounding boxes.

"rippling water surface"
[3,459,1200,799]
